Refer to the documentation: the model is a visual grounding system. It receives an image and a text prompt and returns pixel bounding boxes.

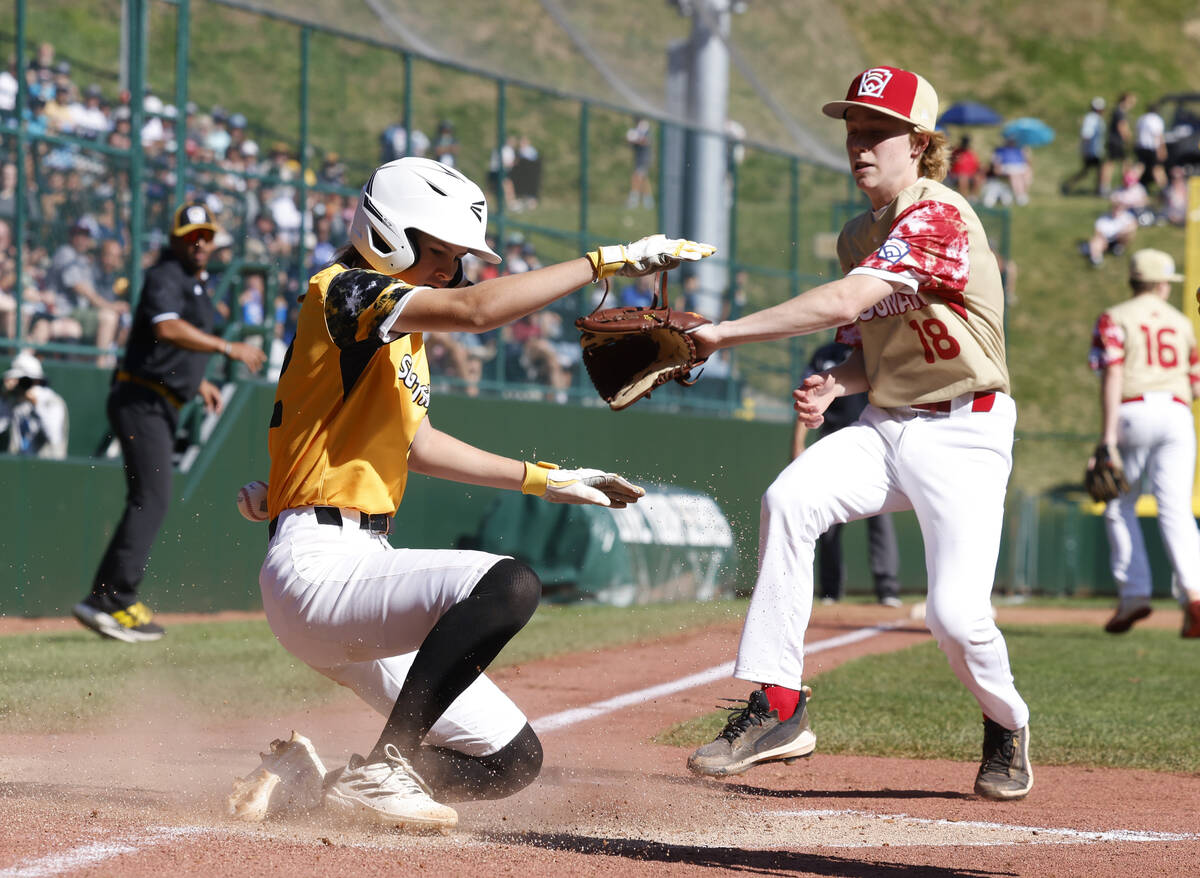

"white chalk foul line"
[531,622,905,734]
[0,827,204,878]
[762,809,1200,847]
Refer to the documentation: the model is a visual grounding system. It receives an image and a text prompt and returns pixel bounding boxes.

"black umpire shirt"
[120,247,216,405]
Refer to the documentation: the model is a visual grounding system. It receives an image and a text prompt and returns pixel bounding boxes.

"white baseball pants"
[1106,393,1200,600]
[735,392,1030,731]
[260,506,529,757]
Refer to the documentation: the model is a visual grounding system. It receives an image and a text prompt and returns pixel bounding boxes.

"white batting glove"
[586,234,716,282]
[521,461,645,508]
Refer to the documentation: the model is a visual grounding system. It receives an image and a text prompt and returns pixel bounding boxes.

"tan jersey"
[267,263,430,517]
[1090,293,1200,401]
[835,178,1010,408]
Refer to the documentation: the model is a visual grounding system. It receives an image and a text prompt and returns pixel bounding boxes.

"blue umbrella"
[1001,117,1055,147]
[937,101,1003,127]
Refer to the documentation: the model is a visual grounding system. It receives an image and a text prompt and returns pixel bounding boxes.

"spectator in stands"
[0,56,18,116]
[41,221,128,364]
[0,161,29,221]
[107,106,133,152]
[1084,194,1138,268]
[619,273,657,308]
[1133,102,1167,192]
[319,151,346,186]
[947,135,983,200]
[1162,165,1189,227]
[95,237,131,349]
[489,135,518,209]
[625,116,654,208]
[309,208,337,274]
[380,115,429,164]
[72,84,110,140]
[433,120,459,168]
[0,219,43,339]
[0,349,68,459]
[228,112,253,157]
[1111,167,1153,225]
[989,136,1032,205]
[1103,91,1136,195]
[514,135,541,210]
[1061,97,1107,196]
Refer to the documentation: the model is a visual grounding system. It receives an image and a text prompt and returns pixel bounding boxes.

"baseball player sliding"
[683,66,1032,800]
[1088,249,1200,637]
[225,157,714,830]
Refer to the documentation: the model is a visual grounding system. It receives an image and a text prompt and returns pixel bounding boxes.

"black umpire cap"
[170,202,220,239]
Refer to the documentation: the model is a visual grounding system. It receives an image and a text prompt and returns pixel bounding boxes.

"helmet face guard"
[349,158,500,276]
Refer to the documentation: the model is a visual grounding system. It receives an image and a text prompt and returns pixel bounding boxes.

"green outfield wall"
[1,366,1183,618]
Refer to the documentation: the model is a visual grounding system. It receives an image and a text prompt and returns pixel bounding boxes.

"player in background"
[226,157,713,829]
[683,66,1032,800]
[1088,249,1200,637]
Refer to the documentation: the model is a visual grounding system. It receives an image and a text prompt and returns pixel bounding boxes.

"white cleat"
[325,743,457,830]
[227,731,328,822]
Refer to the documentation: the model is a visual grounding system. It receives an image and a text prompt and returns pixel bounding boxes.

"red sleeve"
[856,199,970,306]
[1088,312,1124,371]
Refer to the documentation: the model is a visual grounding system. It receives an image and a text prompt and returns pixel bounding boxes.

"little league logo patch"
[876,237,910,263]
[858,68,894,98]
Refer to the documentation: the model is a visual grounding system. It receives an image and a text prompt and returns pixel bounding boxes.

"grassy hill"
[13,0,1200,493]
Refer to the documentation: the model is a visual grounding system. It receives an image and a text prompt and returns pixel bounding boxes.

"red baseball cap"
[822,66,939,132]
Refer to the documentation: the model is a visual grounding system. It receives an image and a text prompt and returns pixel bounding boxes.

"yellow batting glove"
[586,234,716,282]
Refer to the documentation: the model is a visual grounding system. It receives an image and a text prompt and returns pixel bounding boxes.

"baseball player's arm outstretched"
[692,273,894,356]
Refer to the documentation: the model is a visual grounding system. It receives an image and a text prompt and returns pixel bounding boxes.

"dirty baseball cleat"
[974,718,1033,800]
[72,597,165,643]
[1104,597,1152,634]
[1182,599,1200,639]
[325,743,457,829]
[687,686,816,778]
[227,731,328,822]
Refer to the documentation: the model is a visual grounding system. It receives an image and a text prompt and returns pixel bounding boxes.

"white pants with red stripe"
[734,391,1030,731]
[1105,393,1200,601]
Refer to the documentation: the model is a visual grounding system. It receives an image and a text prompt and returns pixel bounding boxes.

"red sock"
[761,684,800,722]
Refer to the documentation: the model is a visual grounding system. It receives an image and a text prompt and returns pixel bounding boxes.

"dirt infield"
[2,603,1198,877]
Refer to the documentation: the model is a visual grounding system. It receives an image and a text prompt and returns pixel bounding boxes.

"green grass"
[658,623,1200,773]
[0,600,745,735]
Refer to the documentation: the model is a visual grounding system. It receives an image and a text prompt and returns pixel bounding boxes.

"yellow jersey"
[267,263,430,517]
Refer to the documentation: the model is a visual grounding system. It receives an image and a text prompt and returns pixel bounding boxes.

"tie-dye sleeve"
[1088,312,1124,371]
[856,200,970,307]
[324,268,414,350]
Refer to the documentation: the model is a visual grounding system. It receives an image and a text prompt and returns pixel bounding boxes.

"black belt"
[268,506,394,540]
[115,370,186,409]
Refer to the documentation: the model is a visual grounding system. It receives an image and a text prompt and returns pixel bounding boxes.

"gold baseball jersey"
[1089,293,1200,401]
[267,263,430,517]
[834,178,1010,408]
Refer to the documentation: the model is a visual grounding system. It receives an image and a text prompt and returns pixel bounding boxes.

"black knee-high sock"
[409,723,543,802]
[368,558,540,763]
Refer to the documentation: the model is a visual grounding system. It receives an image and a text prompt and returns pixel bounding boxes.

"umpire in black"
[791,341,902,607]
[73,202,266,642]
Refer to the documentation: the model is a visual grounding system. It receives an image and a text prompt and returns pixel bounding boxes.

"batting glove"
[586,235,716,282]
[521,461,645,508]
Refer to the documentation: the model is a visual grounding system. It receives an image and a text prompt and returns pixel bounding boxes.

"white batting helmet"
[348,157,501,276]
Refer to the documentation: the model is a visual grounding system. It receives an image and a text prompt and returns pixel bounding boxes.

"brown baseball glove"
[575,273,711,411]
[1085,443,1130,502]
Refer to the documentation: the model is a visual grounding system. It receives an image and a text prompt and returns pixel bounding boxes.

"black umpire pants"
[90,381,179,609]
[817,513,900,602]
